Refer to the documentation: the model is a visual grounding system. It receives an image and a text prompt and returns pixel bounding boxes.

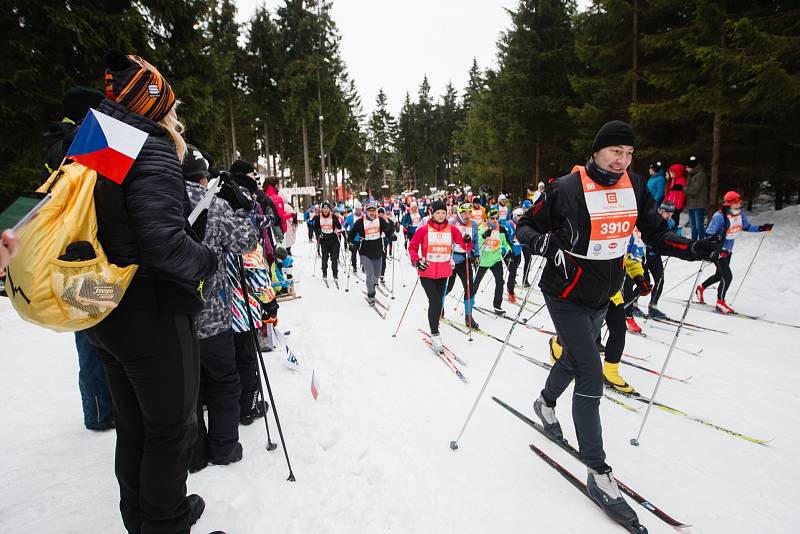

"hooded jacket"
[408,219,468,279]
[92,99,217,315]
[516,168,700,310]
[264,183,292,233]
[684,165,708,210]
[647,170,666,205]
[665,163,687,210]
[185,181,259,338]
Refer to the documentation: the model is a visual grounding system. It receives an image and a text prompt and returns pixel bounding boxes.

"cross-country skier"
[695,190,773,314]
[473,208,511,315]
[470,196,486,223]
[312,201,342,283]
[348,202,395,304]
[515,120,721,530]
[408,200,468,352]
[503,208,524,303]
[445,202,481,330]
[643,200,679,319]
[400,201,422,249]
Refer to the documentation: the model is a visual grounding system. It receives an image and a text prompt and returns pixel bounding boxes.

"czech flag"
[66,109,148,185]
[310,370,320,401]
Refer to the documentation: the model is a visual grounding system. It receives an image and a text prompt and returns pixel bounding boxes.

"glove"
[690,235,722,262]
[482,229,492,239]
[633,275,652,297]
[463,233,472,244]
[759,223,773,232]
[217,177,253,211]
[349,243,357,252]
[415,258,429,271]
[530,232,563,260]
[391,234,397,241]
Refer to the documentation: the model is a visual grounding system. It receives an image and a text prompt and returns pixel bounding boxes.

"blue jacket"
[647,171,666,205]
[449,215,480,264]
[705,210,760,251]
[501,219,521,256]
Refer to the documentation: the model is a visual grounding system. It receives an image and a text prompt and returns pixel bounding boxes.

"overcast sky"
[235,1,589,116]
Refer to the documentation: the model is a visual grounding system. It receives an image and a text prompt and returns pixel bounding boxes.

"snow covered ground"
[1,204,799,534]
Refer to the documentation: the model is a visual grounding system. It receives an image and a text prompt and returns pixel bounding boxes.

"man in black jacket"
[348,202,395,303]
[516,120,720,531]
[312,200,342,281]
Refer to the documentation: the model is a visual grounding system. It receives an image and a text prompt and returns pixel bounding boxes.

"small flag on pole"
[66,109,148,184]
[310,370,319,401]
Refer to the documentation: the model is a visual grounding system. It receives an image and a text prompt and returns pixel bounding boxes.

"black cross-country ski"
[418,329,468,366]
[510,351,640,413]
[493,396,686,529]
[420,335,467,383]
[528,443,649,533]
[441,318,523,350]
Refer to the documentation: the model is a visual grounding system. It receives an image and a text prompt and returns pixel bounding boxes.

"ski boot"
[694,285,705,304]
[603,361,637,394]
[548,336,563,364]
[716,299,734,314]
[628,304,644,317]
[465,314,480,331]
[533,394,563,441]
[367,294,376,305]
[647,305,668,320]
[587,465,647,533]
[625,317,642,334]
[430,333,444,354]
[507,291,517,304]
[493,307,506,316]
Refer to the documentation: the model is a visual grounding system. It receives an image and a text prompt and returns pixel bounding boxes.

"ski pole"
[662,268,700,297]
[344,241,353,293]
[392,276,420,338]
[238,256,296,481]
[390,240,396,300]
[465,257,473,342]
[312,237,319,277]
[730,232,766,305]
[630,262,706,448]
[450,278,541,451]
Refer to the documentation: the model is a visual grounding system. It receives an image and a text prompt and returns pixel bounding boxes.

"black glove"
[690,235,722,262]
[391,234,397,241]
[759,223,773,232]
[416,258,429,271]
[472,256,480,267]
[349,243,357,252]
[633,275,652,297]
[482,229,492,239]
[463,233,472,244]
[530,232,563,260]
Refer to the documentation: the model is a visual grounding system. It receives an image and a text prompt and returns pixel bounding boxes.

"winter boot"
[625,317,642,334]
[465,315,480,331]
[240,391,266,426]
[694,285,705,304]
[533,394,563,441]
[647,305,668,320]
[587,465,645,532]
[211,442,243,466]
[367,294,376,305]
[716,299,734,314]
[507,291,517,304]
[430,333,444,354]
[187,494,205,526]
[548,336,563,364]
[603,361,636,394]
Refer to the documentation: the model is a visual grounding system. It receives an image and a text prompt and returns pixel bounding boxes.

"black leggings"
[522,245,533,284]
[701,252,733,300]
[645,253,665,306]
[421,277,448,334]
[505,253,521,293]
[474,262,505,309]
[603,300,626,364]
[320,238,340,277]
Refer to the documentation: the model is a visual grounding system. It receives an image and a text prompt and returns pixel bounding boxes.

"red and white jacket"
[408,219,468,279]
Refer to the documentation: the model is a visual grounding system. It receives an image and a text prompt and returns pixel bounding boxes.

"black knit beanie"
[430,200,447,214]
[63,86,105,122]
[591,120,636,153]
[181,144,209,183]
[230,159,255,176]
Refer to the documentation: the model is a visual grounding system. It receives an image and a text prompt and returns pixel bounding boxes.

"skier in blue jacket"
[445,202,481,329]
[695,190,773,314]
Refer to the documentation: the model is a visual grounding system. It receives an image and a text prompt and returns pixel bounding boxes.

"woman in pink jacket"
[409,200,468,352]
[263,177,294,234]
[665,163,687,225]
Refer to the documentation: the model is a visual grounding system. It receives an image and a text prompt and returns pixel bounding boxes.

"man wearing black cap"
[516,120,721,531]
[311,201,343,282]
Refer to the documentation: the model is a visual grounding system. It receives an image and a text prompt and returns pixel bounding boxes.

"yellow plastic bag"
[5,163,137,332]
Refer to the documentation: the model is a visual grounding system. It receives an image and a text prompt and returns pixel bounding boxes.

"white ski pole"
[730,232,766,305]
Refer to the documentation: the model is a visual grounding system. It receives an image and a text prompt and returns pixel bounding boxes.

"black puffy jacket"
[516,168,699,310]
[93,99,217,314]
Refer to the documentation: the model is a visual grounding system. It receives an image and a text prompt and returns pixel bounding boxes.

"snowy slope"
[1,204,799,534]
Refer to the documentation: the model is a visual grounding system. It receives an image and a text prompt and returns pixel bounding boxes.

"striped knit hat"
[104,50,175,122]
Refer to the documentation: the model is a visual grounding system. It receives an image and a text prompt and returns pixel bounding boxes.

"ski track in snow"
[1,204,799,533]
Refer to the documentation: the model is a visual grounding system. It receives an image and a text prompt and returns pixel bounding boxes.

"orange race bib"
[574,165,638,260]
[472,208,483,221]
[426,224,453,262]
[320,214,334,234]
[483,229,501,252]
